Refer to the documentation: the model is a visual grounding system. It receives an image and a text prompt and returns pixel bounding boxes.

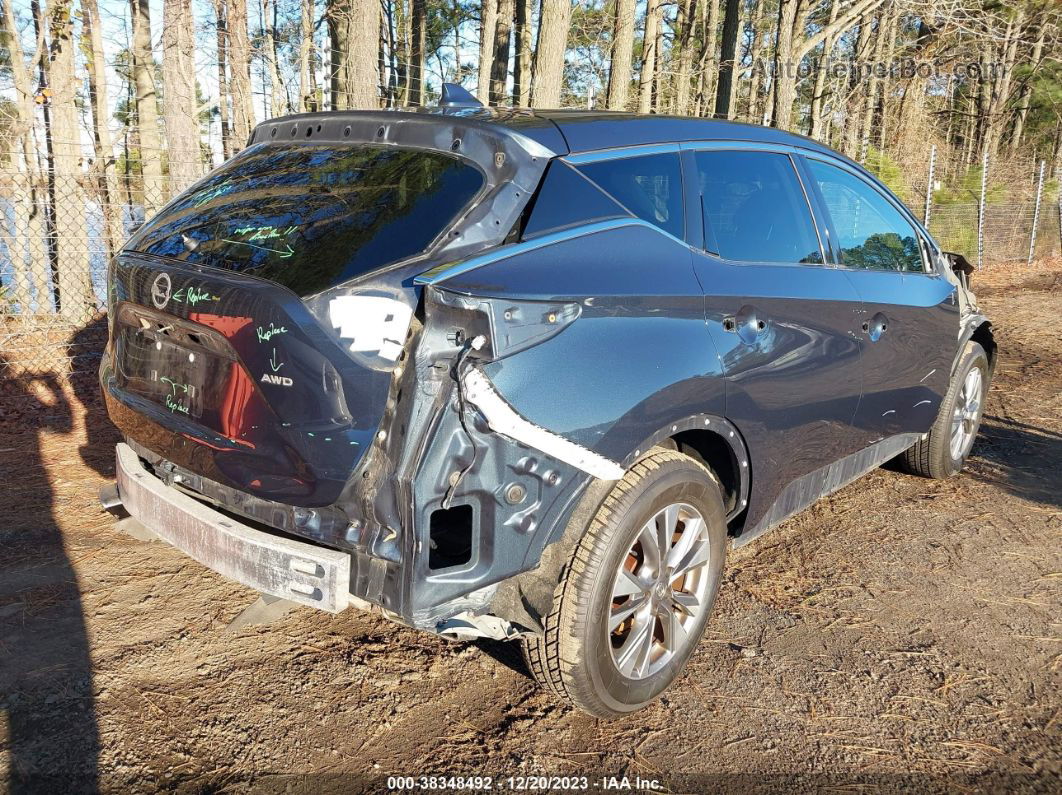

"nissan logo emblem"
[150,272,172,309]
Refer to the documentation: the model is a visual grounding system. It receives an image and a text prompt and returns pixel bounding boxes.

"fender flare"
[617,412,751,521]
[489,412,751,633]
[953,315,996,378]
[531,410,752,563]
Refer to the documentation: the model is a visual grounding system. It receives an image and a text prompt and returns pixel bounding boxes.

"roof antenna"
[439,83,483,109]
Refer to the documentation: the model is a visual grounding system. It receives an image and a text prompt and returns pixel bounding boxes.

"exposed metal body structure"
[100,105,994,639]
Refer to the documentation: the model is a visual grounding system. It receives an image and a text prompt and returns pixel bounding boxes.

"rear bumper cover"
[115,442,351,612]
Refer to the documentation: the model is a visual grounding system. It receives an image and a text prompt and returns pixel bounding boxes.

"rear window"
[522,160,629,239]
[127,143,484,295]
[577,153,684,240]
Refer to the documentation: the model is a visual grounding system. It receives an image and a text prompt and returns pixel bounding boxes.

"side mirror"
[943,251,973,289]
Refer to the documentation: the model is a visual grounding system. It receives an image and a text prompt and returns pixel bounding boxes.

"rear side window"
[805,159,924,272]
[694,150,822,264]
[577,153,684,240]
[522,160,629,239]
[127,143,484,296]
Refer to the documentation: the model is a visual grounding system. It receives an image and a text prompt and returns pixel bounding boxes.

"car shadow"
[67,315,119,477]
[0,352,99,791]
[969,414,1062,509]
[473,638,532,679]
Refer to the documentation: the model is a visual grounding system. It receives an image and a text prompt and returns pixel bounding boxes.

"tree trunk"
[377,6,387,103]
[652,14,666,112]
[228,0,255,138]
[489,0,513,105]
[130,0,165,213]
[298,0,316,111]
[214,0,233,158]
[394,0,411,104]
[714,0,739,118]
[769,0,801,129]
[409,0,427,106]
[984,11,1021,162]
[637,0,661,114]
[843,14,871,156]
[328,0,380,109]
[46,0,94,321]
[1,0,50,314]
[858,11,886,154]
[961,93,976,165]
[606,0,636,110]
[261,0,287,115]
[477,0,498,103]
[875,9,898,149]
[513,0,532,106]
[531,0,570,107]
[744,0,766,122]
[771,0,883,130]
[82,0,125,261]
[807,0,840,139]
[382,0,396,104]
[892,15,937,158]
[672,0,696,116]
[1009,25,1045,154]
[163,0,202,195]
[354,0,382,108]
[694,0,719,116]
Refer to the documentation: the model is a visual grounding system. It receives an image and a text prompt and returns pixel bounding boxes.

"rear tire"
[900,341,989,479]
[522,449,727,718]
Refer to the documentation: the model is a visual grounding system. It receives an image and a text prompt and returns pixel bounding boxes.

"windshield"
[127,143,485,296]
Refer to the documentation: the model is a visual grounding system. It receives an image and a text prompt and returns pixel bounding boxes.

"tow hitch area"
[112,443,351,612]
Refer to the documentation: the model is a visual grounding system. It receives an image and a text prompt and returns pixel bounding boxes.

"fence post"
[977,149,989,269]
[1028,159,1046,266]
[923,144,936,227]
[1057,163,1062,258]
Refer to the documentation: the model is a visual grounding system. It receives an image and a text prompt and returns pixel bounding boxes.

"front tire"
[522,449,727,718]
[900,341,990,479]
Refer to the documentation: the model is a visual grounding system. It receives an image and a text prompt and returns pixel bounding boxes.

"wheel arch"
[488,413,750,634]
[622,414,750,527]
[957,317,996,377]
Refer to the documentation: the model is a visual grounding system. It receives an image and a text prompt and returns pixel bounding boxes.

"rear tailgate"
[103,119,557,513]
[106,254,386,507]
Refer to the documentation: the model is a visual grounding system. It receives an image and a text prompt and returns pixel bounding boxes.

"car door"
[684,145,866,535]
[799,155,959,445]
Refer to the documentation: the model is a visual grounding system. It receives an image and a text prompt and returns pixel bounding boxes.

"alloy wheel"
[607,503,712,680]
[950,366,983,460]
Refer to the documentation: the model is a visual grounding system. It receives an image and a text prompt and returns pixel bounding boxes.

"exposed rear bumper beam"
[112,443,351,613]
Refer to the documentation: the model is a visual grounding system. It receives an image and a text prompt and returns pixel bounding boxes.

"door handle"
[863,313,888,342]
[722,317,766,332]
[724,306,768,344]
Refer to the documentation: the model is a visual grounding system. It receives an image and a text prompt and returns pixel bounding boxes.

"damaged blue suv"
[101,87,994,718]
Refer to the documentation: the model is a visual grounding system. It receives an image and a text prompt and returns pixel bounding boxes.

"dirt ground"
[1,261,1059,793]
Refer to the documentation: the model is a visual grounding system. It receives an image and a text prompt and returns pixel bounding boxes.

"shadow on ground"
[68,315,118,477]
[473,639,532,679]
[0,351,99,791]
[970,414,1062,509]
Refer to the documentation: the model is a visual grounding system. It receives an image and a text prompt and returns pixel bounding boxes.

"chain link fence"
[1,159,1060,408]
[0,167,166,415]
[929,200,1061,265]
